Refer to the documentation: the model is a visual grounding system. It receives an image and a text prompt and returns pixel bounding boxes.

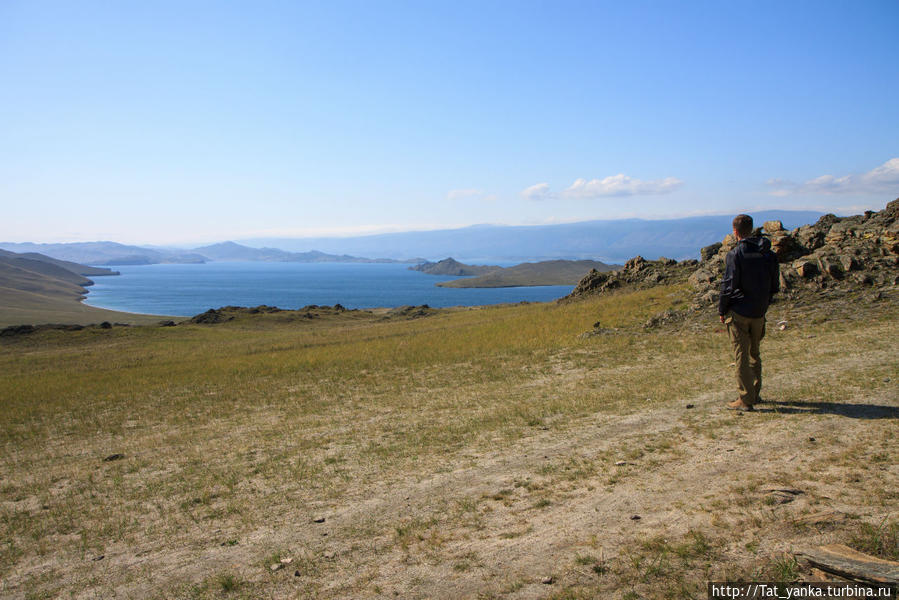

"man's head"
[732,214,753,240]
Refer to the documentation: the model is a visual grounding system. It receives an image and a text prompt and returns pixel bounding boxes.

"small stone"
[808,437,816,442]
[777,321,788,330]
[92,555,105,561]
[685,404,695,409]
[312,516,326,523]
[270,563,283,572]
[323,550,337,560]
[630,515,641,520]
[541,576,554,584]
[103,453,125,462]
[615,461,628,466]
[885,378,891,383]
[280,557,293,564]
[294,569,301,577]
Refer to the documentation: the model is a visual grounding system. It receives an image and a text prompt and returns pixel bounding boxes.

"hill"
[0,248,119,277]
[409,257,499,276]
[0,250,172,327]
[437,259,620,288]
[0,241,206,266]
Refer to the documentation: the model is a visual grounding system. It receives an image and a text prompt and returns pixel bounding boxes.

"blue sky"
[1,0,897,244]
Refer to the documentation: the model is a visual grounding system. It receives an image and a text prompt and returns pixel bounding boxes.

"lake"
[84,262,575,317]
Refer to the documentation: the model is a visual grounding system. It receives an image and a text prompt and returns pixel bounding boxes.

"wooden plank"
[797,544,899,585]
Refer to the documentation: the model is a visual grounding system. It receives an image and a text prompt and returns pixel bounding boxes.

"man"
[718,214,780,411]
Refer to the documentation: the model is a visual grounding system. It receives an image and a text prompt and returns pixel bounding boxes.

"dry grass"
[1,284,897,599]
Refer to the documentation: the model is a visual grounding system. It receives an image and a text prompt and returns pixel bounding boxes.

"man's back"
[718,236,780,319]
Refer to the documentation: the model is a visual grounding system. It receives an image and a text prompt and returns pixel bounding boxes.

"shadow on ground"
[755,401,899,419]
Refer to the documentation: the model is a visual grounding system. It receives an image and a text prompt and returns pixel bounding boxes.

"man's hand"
[719,314,726,324]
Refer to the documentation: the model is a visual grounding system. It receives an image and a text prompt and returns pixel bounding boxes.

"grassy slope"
[0,256,172,327]
[1,286,896,599]
[438,260,615,288]
[0,286,170,327]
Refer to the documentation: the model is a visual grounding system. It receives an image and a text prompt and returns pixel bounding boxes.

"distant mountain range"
[0,242,206,266]
[0,241,416,266]
[2,210,827,266]
[192,242,413,264]
[241,210,826,263]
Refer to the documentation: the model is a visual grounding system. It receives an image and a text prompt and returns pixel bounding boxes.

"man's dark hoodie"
[718,236,780,319]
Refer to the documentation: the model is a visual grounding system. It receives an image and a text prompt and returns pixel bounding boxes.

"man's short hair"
[733,214,753,237]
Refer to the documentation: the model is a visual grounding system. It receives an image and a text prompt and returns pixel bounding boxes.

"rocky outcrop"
[384,304,435,319]
[563,256,698,301]
[689,199,899,309]
[565,199,899,310]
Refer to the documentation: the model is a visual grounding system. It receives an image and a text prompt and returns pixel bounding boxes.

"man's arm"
[718,251,736,320]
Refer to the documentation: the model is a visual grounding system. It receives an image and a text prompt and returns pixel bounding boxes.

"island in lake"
[411,257,620,287]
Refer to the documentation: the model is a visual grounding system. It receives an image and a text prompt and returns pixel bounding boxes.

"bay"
[84,262,575,317]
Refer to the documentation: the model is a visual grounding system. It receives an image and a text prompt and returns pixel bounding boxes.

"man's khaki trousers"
[725,311,765,406]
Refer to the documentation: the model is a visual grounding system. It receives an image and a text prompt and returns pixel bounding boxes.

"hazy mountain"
[0,240,409,266]
[3,211,826,266]
[0,242,205,266]
[0,249,119,278]
[243,211,825,263]
[192,241,408,263]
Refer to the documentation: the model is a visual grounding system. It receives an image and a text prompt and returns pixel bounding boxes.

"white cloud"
[563,174,683,198]
[521,174,683,201]
[768,158,899,195]
[521,182,552,201]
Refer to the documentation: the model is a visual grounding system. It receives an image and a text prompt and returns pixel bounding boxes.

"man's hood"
[739,236,772,252]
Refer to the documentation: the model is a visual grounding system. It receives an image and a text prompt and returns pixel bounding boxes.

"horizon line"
[0,206,848,248]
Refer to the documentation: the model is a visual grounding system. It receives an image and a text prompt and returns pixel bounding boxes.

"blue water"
[84,262,574,316]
